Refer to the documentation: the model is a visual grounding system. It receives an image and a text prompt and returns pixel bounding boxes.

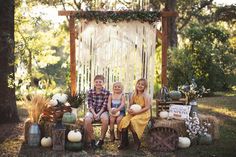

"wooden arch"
[58,10,177,95]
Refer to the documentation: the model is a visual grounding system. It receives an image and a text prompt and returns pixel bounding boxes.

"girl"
[118,78,151,150]
[107,82,126,141]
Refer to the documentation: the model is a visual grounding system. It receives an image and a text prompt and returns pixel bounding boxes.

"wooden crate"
[156,99,186,117]
[147,127,178,152]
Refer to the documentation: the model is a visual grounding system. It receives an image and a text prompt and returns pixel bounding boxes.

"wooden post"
[161,15,168,87]
[69,16,76,96]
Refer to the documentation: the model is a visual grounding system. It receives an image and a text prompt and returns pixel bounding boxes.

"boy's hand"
[94,114,101,121]
[93,113,98,120]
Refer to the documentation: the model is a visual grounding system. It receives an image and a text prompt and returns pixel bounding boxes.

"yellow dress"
[118,94,150,139]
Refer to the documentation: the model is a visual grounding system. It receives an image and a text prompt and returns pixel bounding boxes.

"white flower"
[184,112,211,139]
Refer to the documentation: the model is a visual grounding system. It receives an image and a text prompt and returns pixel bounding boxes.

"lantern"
[52,122,66,151]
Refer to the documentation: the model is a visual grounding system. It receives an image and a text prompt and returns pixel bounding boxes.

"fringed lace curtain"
[76,20,156,97]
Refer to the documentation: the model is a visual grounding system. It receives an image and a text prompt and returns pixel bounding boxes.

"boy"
[84,75,110,149]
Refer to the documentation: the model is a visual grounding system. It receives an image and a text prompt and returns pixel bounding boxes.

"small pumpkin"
[68,130,82,142]
[62,112,76,124]
[109,108,120,117]
[178,137,191,148]
[169,91,182,100]
[52,93,68,103]
[130,104,142,112]
[41,137,52,147]
[49,99,58,107]
[159,111,169,119]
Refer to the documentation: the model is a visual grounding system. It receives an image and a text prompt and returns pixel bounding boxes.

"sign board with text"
[169,104,191,120]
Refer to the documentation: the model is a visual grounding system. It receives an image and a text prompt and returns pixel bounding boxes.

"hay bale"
[199,114,220,140]
[152,114,219,140]
[152,119,188,137]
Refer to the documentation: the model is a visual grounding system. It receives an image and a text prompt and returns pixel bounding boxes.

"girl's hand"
[128,109,136,115]
[111,108,118,114]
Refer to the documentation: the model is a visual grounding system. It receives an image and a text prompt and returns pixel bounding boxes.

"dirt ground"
[1,95,236,157]
[0,121,174,157]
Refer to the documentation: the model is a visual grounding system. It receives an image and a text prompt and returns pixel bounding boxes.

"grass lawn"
[0,92,235,157]
[173,93,236,157]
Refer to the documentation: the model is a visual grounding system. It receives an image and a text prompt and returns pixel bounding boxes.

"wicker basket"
[147,127,178,152]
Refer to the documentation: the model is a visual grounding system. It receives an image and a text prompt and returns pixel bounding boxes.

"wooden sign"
[168,104,191,120]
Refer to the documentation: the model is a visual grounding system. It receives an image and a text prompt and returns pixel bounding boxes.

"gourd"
[62,112,76,124]
[109,108,120,117]
[178,137,191,148]
[52,93,68,103]
[169,91,182,100]
[49,99,58,107]
[198,133,212,145]
[66,141,83,151]
[159,111,169,119]
[68,130,82,142]
[41,137,52,147]
[130,104,142,112]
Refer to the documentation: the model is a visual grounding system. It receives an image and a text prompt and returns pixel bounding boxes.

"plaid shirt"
[87,88,110,113]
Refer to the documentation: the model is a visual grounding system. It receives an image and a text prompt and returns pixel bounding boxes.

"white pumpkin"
[64,102,71,106]
[130,104,142,112]
[68,130,82,142]
[159,111,169,119]
[49,99,58,106]
[52,93,68,103]
[109,108,120,117]
[41,137,52,147]
[178,137,191,148]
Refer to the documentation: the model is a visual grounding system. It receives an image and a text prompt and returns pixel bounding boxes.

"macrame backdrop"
[76,20,157,97]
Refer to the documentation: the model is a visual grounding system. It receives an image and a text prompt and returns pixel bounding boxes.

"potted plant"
[178,79,210,116]
[66,91,86,119]
[25,95,49,146]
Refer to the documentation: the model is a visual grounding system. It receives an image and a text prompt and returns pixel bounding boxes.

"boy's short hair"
[94,75,105,82]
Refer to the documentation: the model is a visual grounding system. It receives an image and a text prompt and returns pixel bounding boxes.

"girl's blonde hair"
[113,82,124,93]
[134,78,148,96]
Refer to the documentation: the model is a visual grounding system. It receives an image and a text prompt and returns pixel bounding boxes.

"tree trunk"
[166,0,178,47]
[0,0,19,123]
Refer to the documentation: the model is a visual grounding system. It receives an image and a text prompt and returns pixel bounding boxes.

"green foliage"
[153,46,162,97]
[66,91,86,108]
[14,2,70,98]
[168,24,236,91]
[215,5,236,23]
[76,11,161,23]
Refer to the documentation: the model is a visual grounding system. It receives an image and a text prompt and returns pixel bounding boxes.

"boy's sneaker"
[95,139,104,149]
[91,140,96,150]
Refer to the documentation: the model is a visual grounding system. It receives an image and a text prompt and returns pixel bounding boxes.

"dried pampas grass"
[25,95,50,123]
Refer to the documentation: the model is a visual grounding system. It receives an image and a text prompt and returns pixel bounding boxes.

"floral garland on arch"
[76,11,161,23]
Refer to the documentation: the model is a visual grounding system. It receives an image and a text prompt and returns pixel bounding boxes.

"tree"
[168,24,235,91]
[166,0,178,47]
[0,0,19,123]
